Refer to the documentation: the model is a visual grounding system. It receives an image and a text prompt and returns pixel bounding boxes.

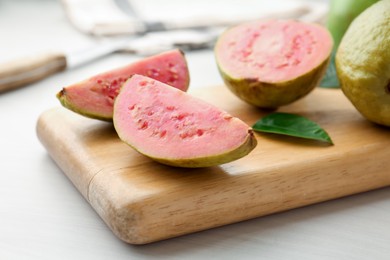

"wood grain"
[36,86,390,244]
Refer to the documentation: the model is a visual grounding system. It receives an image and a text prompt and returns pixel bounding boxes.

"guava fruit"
[215,20,333,109]
[336,0,390,127]
[57,49,189,121]
[113,74,257,168]
[327,0,379,49]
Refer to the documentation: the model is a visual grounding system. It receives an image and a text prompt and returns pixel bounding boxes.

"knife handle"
[0,53,67,93]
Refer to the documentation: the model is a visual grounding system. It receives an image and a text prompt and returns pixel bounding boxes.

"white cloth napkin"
[62,0,328,36]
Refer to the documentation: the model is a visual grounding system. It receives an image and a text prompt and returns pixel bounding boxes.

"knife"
[0,28,219,93]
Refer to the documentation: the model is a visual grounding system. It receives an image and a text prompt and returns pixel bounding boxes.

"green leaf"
[252,112,333,144]
[320,50,340,88]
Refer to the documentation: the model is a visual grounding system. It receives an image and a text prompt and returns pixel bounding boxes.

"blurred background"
[0,0,330,90]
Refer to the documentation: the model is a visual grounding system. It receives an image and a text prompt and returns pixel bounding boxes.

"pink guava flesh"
[114,75,256,167]
[215,20,333,83]
[58,49,189,120]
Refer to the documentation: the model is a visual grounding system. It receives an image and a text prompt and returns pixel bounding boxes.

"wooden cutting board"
[36,86,390,244]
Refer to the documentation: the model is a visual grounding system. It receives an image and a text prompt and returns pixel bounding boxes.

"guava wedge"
[215,20,333,108]
[336,0,390,127]
[57,49,189,121]
[113,74,257,168]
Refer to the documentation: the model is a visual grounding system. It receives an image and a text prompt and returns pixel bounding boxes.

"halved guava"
[57,49,189,121]
[113,74,257,168]
[215,20,333,108]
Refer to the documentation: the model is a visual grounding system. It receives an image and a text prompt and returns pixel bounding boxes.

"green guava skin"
[336,0,390,127]
[150,130,257,168]
[327,0,379,49]
[217,58,330,109]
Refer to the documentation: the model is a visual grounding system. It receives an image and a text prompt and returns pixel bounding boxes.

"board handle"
[0,53,67,93]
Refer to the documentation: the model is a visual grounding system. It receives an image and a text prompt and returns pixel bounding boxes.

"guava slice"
[215,20,333,108]
[57,49,189,121]
[336,0,390,127]
[113,74,257,168]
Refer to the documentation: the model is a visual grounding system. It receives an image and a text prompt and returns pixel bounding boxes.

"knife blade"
[0,37,129,93]
[0,28,219,93]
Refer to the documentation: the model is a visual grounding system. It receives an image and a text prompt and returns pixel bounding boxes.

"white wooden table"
[1,1,390,259]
